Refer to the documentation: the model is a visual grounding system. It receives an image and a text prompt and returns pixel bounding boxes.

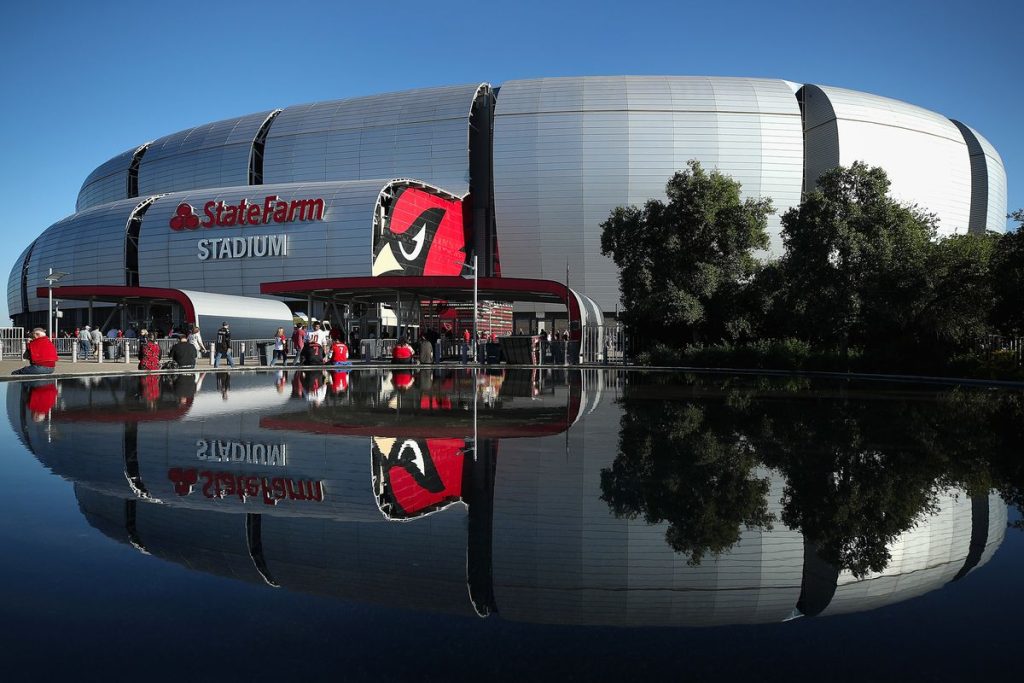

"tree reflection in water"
[601,374,1024,577]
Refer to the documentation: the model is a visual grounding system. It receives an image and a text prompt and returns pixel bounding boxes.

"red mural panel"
[372,187,467,277]
[372,436,465,520]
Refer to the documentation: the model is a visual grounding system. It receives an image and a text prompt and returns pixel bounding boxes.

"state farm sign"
[170,195,325,230]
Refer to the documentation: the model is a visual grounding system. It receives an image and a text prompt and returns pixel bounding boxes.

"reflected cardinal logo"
[372,187,467,277]
[168,467,198,496]
[372,437,465,520]
[169,203,200,231]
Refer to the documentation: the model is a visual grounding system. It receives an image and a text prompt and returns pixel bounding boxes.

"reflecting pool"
[1,369,1021,680]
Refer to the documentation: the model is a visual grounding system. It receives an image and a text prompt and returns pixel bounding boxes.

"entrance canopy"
[260,276,603,335]
[38,285,293,339]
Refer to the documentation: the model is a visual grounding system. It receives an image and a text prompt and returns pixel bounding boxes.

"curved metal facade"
[801,84,974,236]
[951,120,1008,234]
[492,76,805,312]
[10,77,1009,323]
[24,197,155,312]
[137,179,445,298]
[820,491,1006,616]
[76,146,139,212]
[137,110,274,198]
[262,83,485,195]
[6,243,32,318]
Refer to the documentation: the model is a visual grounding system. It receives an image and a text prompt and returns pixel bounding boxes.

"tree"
[600,378,774,566]
[990,210,1024,335]
[600,160,773,345]
[777,162,937,359]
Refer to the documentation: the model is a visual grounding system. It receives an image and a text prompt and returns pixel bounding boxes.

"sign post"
[43,268,69,339]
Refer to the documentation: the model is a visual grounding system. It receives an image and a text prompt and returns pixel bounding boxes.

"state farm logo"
[169,195,325,231]
[170,204,200,230]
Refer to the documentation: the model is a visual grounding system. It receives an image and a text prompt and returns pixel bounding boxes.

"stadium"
[6,76,1008,344]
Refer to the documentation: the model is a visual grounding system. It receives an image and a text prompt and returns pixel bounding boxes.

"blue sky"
[1,0,1020,321]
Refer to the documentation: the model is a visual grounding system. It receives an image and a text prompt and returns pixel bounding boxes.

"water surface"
[1,369,1021,680]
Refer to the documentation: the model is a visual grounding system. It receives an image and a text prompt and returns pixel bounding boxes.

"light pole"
[461,254,478,360]
[43,268,69,338]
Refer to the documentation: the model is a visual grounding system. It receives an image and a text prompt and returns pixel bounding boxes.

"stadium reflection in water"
[8,369,1017,628]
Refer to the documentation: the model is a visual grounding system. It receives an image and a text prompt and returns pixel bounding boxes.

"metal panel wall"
[820,489,991,616]
[801,85,973,237]
[493,76,805,313]
[491,397,805,627]
[137,180,391,299]
[137,111,272,197]
[951,120,1008,234]
[24,197,151,312]
[76,147,137,211]
[6,243,32,318]
[262,84,482,195]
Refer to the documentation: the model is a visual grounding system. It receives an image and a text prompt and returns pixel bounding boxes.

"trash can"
[484,342,502,364]
[257,342,273,366]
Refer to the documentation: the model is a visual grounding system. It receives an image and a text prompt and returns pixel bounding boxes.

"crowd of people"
[12,318,571,377]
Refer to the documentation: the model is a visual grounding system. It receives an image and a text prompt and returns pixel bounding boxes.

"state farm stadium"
[7,77,1008,346]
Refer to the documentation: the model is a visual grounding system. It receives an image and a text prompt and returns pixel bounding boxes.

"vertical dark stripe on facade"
[122,422,151,500]
[950,120,990,235]
[465,439,498,617]
[127,143,150,199]
[20,239,38,316]
[952,495,990,581]
[469,86,496,276]
[245,513,280,587]
[125,197,158,287]
[795,541,840,617]
[248,110,282,186]
[124,499,147,552]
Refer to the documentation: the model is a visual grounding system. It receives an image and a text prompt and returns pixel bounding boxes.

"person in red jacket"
[391,336,415,364]
[12,328,58,375]
[26,382,58,419]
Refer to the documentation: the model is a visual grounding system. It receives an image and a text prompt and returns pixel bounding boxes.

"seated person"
[12,328,58,375]
[168,334,198,368]
[301,340,325,365]
[391,336,415,364]
[327,339,350,365]
[137,336,162,371]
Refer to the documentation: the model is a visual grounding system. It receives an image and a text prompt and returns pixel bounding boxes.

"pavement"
[0,356,356,382]
[0,356,509,381]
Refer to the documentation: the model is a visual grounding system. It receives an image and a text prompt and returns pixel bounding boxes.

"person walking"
[291,323,306,366]
[188,326,207,358]
[310,321,329,347]
[90,326,103,358]
[12,328,58,375]
[78,326,93,359]
[272,327,287,366]
[213,322,235,367]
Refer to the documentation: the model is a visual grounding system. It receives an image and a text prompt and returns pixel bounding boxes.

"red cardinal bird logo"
[372,187,468,277]
[167,467,198,496]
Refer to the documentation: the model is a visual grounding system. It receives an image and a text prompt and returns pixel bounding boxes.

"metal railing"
[1,327,26,359]
[983,335,1024,366]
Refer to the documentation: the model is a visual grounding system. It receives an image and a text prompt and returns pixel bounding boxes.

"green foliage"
[601,374,1024,578]
[777,162,937,355]
[635,339,854,371]
[600,380,774,565]
[990,210,1024,335]
[600,159,773,346]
